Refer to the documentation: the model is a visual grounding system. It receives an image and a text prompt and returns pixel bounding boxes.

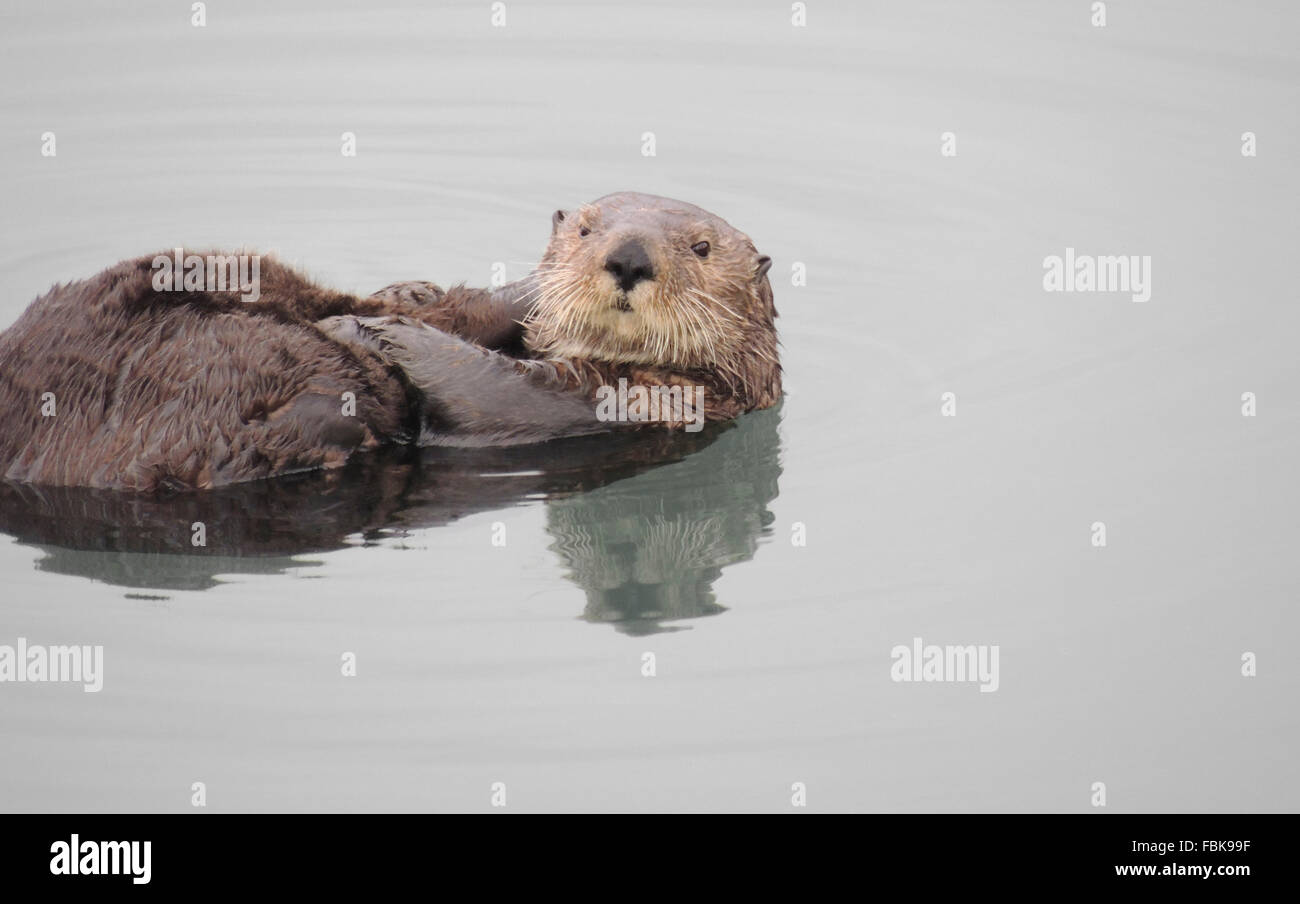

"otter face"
[526,192,776,382]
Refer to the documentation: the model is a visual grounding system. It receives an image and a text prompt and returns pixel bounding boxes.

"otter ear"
[755,255,773,279]
[552,209,568,235]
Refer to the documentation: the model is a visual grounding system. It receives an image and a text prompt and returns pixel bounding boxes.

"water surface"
[1,0,1296,812]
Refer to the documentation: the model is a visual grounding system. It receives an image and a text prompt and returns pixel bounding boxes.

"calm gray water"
[1,0,1297,812]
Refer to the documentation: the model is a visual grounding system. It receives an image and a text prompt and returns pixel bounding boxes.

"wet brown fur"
[0,193,779,490]
[527,193,781,418]
[0,256,502,490]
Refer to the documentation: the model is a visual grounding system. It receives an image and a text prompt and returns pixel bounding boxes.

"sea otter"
[0,193,780,491]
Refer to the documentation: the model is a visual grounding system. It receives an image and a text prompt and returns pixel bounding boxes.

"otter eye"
[691,241,710,258]
[579,226,591,237]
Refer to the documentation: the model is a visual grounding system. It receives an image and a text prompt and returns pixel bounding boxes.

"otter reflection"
[0,407,782,633]
[547,407,780,634]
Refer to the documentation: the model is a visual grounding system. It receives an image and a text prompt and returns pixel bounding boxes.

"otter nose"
[604,240,655,293]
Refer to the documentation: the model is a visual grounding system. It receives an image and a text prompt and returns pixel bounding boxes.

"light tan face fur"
[525,192,774,376]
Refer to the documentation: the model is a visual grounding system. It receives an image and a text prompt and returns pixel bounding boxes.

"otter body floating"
[0,193,780,491]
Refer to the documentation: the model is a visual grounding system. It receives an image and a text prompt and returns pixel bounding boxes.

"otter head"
[526,192,779,401]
